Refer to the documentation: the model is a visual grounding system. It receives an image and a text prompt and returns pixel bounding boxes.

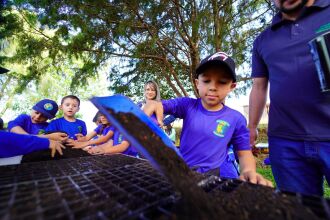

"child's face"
[144,84,157,100]
[30,110,48,123]
[99,114,109,125]
[60,98,80,118]
[195,68,236,111]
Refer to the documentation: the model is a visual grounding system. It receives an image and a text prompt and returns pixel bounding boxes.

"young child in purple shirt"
[88,127,137,157]
[144,51,272,186]
[66,113,114,150]
[46,95,87,140]
[8,99,68,141]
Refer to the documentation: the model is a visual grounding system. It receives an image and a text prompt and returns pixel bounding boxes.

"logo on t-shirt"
[213,120,230,137]
[38,129,45,135]
[119,134,123,143]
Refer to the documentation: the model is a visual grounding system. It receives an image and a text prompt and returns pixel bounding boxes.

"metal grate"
[0,155,177,220]
[1,154,330,220]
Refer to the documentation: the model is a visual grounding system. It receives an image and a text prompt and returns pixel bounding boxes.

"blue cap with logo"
[32,99,58,119]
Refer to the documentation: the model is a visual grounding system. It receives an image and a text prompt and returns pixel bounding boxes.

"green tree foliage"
[0,2,109,117]
[3,0,275,101]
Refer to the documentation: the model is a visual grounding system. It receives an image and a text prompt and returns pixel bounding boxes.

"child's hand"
[49,140,65,157]
[88,146,105,155]
[82,146,92,151]
[45,132,68,142]
[75,133,86,142]
[65,140,86,149]
[65,138,75,145]
[239,171,273,187]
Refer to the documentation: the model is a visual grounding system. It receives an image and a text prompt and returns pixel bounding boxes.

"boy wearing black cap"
[0,67,65,158]
[144,52,272,186]
[8,99,68,141]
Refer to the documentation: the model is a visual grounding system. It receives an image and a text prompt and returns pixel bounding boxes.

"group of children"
[1,95,136,158]
[0,51,272,187]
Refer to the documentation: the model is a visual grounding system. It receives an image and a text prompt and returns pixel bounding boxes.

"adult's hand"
[49,140,65,157]
[249,127,258,147]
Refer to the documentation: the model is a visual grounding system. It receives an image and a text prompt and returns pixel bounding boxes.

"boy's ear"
[59,105,63,110]
[230,82,237,90]
[194,78,199,88]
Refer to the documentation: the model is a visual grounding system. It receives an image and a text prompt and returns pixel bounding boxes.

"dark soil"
[108,108,320,220]
[21,147,90,163]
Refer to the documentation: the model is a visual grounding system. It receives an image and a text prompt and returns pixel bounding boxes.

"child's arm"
[75,131,97,142]
[68,130,114,149]
[237,150,273,187]
[39,132,68,142]
[9,126,29,134]
[7,115,30,134]
[88,140,130,155]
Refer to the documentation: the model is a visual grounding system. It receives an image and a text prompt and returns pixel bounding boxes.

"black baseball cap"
[195,52,236,82]
[0,67,9,74]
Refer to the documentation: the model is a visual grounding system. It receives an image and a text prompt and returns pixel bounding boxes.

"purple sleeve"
[7,114,29,131]
[231,115,251,152]
[81,121,87,136]
[162,97,193,119]
[0,131,49,158]
[251,37,269,78]
[94,125,102,134]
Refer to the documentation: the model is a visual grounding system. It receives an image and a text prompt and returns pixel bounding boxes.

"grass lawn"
[256,154,330,198]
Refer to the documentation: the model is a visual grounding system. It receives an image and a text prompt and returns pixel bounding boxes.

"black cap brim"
[0,67,9,74]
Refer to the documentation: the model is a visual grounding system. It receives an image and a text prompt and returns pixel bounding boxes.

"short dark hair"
[0,118,4,130]
[61,95,81,106]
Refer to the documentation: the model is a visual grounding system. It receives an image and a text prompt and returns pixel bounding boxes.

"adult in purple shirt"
[249,0,330,195]
[145,52,272,186]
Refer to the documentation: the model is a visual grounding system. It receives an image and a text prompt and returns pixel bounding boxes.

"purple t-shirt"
[8,114,48,135]
[46,117,87,140]
[94,124,113,136]
[252,0,330,141]
[162,97,250,173]
[111,128,138,156]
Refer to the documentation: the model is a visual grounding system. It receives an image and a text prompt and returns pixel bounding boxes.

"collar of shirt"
[271,0,330,30]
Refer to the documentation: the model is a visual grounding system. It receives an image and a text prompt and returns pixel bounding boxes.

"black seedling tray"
[21,147,91,163]
[1,155,330,220]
